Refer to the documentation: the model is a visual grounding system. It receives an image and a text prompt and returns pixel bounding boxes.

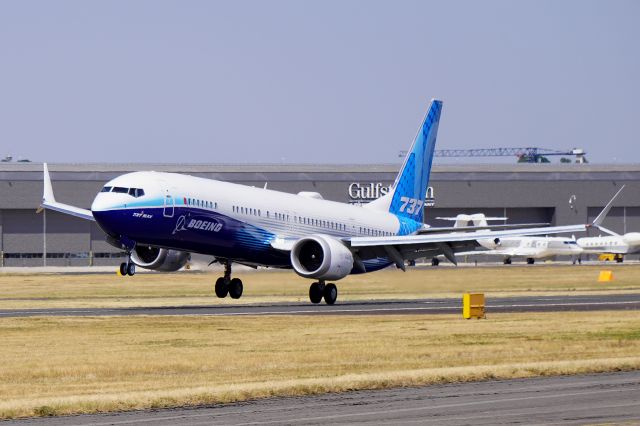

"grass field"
[0,264,639,309]
[1,311,640,418]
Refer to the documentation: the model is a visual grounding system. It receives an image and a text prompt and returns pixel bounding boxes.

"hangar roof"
[1,163,639,182]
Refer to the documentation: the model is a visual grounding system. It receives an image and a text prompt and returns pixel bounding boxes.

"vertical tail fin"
[387,99,442,222]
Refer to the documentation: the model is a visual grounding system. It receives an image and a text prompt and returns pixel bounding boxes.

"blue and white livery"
[41,99,591,304]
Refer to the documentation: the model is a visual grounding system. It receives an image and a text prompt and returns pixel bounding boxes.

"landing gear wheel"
[526,258,535,265]
[126,263,136,276]
[229,278,243,299]
[431,257,440,266]
[503,257,512,265]
[323,283,338,305]
[309,282,323,304]
[119,262,127,276]
[215,277,229,298]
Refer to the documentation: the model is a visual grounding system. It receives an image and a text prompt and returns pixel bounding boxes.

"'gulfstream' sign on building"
[348,183,435,206]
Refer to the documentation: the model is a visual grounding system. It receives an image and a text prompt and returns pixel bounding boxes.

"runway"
[7,371,640,425]
[1,293,639,317]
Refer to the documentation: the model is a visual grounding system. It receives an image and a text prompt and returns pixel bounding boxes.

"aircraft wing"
[349,185,625,269]
[350,224,586,247]
[39,163,95,221]
[451,248,538,258]
[347,224,585,269]
[416,222,549,234]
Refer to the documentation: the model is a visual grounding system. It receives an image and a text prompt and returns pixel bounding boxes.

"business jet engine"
[130,246,190,271]
[290,235,354,281]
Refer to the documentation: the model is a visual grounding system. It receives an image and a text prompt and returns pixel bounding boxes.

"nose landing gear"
[215,260,243,299]
[118,253,136,276]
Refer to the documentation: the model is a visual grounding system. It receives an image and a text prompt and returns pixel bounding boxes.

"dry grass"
[1,311,640,418]
[1,264,640,309]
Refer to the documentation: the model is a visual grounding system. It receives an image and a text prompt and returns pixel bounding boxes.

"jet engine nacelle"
[290,234,354,281]
[131,246,190,271]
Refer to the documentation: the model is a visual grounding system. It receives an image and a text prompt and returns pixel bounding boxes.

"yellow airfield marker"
[598,270,614,282]
[463,293,486,319]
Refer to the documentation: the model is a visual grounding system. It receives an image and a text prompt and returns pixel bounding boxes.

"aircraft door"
[163,188,175,218]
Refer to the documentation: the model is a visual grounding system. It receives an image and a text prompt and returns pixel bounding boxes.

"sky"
[0,0,638,164]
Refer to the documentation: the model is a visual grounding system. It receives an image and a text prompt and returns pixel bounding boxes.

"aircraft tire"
[119,262,127,276]
[323,283,338,305]
[309,282,323,304]
[229,278,243,299]
[431,257,440,266]
[215,277,229,298]
[526,258,535,265]
[126,263,136,276]
[504,258,512,265]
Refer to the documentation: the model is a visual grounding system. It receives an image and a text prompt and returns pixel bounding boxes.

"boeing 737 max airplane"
[41,99,596,304]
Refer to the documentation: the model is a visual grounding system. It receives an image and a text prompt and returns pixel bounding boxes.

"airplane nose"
[91,193,112,212]
[91,193,123,237]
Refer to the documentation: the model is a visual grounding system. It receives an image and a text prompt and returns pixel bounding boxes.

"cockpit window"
[129,188,145,198]
[108,187,145,197]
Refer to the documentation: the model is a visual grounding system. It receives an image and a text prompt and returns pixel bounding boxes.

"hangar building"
[0,162,638,266]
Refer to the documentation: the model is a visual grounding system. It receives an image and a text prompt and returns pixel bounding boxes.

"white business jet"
[433,189,623,265]
[41,99,594,304]
[577,214,640,261]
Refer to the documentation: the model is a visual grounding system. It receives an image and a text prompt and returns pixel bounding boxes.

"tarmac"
[6,371,640,425]
[1,293,639,318]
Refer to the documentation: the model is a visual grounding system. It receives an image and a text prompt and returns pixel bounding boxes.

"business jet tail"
[365,99,442,222]
[589,185,625,236]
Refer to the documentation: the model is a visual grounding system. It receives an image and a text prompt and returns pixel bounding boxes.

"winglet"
[39,163,95,221]
[43,163,55,204]
[588,185,625,235]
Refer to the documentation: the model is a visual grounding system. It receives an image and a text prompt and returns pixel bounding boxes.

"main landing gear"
[119,253,136,276]
[309,281,338,305]
[215,260,243,299]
